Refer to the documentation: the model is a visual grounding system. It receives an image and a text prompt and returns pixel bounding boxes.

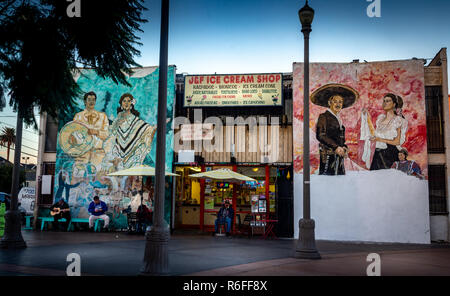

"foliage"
[0,127,15,161]
[0,164,26,193]
[0,0,147,127]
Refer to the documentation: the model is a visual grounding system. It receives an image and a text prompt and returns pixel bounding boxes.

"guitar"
[50,208,70,216]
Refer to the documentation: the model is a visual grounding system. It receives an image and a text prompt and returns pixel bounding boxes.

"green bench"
[38,217,67,231]
[94,218,105,232]
[67,218,105,232]
[39,216,105,232]
[24,215,33,230]
[67,218,89,231]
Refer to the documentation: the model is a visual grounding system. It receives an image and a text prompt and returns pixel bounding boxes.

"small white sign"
[18,187,36,215]
[180,123,214,141]
[178,150,195,163]
[41,175,52,195]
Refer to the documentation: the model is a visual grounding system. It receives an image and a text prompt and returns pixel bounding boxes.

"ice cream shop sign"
[184,73,283,107]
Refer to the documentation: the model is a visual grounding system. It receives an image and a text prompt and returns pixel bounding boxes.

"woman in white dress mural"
[104,93,156,171]
[361,93,408,170]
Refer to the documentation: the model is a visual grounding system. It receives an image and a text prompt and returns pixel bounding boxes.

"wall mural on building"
[292,60,430,244]
[55,67,175,228]
[293,61,427,176]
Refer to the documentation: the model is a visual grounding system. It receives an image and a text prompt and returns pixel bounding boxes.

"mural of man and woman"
[56,89,161,227]
[67,91,156,171]
[313,83,423,178]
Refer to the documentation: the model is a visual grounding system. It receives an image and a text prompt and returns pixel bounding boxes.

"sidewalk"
[187,248,450,276]
[0,229,449,276]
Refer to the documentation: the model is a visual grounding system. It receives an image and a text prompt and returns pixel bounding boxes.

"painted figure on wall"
[55,66,175,227]
[293,61,427,177]
[391,148,424,179]
[312,84,359,175]
[102,93,157,172]
[73,91,110,165]
[54,170,81,203]
[361,93,408,170]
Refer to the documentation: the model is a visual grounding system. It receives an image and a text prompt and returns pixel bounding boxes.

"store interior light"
[252,168,259,172]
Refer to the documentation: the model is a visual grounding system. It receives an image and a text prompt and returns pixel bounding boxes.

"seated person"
[213,200,234,236]
[50,198,71,231]
[88,196,110,232]
[136,204,153,233]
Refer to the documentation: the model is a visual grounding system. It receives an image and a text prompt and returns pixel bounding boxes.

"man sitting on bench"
[213,200,234,237]
[50,199,71,231]
[88,196,110,232]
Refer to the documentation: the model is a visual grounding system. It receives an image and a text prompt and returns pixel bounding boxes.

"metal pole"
[294,7,320,259]
[303,32,310,221]
[1,109,27,249]
[141,0,170,274]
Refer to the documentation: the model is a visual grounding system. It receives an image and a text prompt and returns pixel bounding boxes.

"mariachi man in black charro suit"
[312,84,359,175]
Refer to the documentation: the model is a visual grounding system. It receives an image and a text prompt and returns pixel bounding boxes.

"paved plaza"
[0,229,449,276]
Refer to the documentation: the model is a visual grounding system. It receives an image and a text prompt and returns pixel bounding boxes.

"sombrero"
[310,84,359,108]
[58,121,94,157]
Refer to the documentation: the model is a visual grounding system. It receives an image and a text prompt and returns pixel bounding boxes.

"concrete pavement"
[0,229,449,276]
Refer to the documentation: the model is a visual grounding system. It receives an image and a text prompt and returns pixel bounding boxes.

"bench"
[94,218,105,232]
[67,218,104,232]
[24,215,33,230]
[38,217,67,231]
[67,218,89,231]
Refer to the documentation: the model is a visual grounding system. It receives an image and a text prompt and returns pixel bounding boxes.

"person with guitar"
[50,199,71,231]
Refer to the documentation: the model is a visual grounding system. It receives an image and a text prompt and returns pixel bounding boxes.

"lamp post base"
[294,218,321,259]
[140,222,170,275]
[0,210,27,249]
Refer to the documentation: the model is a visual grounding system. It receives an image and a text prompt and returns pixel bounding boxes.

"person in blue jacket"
[213,200,234,236]
[88,196,110,231]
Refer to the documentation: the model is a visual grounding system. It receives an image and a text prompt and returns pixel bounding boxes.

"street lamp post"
[141,0,170,275]
[1,109,27,249]
[294,0,321,260]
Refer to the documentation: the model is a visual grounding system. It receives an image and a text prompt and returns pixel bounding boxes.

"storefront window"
[237,166,276,213]
[203,166,233,208]
[175,166,202,205]
[174,165,278,231]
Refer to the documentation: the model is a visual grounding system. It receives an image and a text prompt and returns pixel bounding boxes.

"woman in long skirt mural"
[361,93,408,170]
[103,93,157,172]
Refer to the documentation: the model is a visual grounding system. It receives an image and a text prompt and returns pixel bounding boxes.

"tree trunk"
[6,142,10,162]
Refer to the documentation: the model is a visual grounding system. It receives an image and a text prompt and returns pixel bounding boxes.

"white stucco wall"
[294,170,430,244]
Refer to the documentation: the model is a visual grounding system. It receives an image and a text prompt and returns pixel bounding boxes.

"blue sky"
[1,0,449,163]
[137,0,450,74]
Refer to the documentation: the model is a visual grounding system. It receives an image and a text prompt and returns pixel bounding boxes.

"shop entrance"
[173,164,278,235]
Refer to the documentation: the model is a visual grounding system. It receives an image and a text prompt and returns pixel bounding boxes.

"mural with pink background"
[293,60,428,177]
